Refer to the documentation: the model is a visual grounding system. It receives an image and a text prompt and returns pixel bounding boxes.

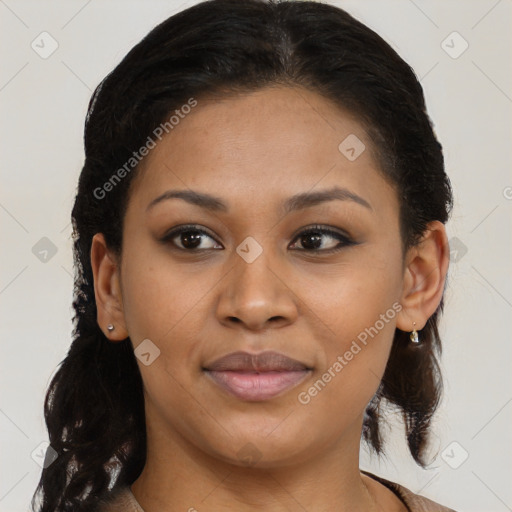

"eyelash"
[160,224,357,254]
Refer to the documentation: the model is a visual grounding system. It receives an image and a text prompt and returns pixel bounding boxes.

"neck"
[130,410,384,512]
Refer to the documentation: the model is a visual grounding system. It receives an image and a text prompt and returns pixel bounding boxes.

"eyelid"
[160,223,357,252]
[289,224,356,252]
[160,224,221,247]
[290,224,353,242]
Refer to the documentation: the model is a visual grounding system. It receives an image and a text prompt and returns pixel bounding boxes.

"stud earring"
[107,323,115,332]
[410,322,419,344]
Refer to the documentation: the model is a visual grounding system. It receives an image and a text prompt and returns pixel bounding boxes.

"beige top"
[95,471,457,511]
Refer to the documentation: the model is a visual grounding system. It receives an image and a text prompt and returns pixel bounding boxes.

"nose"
[215,247,299,332]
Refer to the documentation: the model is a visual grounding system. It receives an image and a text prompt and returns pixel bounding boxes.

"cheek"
[120,249,218,344]
[291,250,402,410]
[292,246,403,337]
[119,251,225,401]
[295,301,398,431]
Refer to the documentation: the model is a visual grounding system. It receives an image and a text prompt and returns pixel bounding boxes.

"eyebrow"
[146,186,372,214]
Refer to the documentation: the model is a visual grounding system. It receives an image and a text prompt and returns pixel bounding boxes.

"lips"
[203,351,312,401]
[204,350,311,372]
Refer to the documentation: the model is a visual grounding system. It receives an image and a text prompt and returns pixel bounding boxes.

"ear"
[396,221,450,333]
[90,233,129,342]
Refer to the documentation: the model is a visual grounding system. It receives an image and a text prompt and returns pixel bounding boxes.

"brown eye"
[289,226,355,253]
[161,225,222,251]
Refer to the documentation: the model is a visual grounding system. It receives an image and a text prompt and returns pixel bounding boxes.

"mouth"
[202,350,312,402]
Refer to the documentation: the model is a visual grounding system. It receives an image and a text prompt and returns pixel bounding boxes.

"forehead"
[129,86,397,218]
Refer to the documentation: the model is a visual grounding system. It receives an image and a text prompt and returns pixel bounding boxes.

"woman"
[32,0,456,510]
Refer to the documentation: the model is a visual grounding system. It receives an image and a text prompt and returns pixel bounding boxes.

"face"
[114,86,407,467]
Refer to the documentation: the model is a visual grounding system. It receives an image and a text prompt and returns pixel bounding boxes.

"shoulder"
[362,471,458,512]
[93,486,144,512]
[94,476,457,512]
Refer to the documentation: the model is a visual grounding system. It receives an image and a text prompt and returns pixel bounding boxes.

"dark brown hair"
[32,1,452,510]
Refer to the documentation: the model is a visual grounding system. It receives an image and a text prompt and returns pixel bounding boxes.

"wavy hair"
[32,1,452,510]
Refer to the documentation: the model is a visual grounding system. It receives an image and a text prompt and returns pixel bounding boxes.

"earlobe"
[396,221,450,333]
[90,233,129,342]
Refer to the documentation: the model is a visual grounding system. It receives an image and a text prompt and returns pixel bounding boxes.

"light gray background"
[1,1,511,511]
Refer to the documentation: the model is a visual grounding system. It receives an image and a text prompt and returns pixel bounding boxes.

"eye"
[160,225,222,251]
[160,224,356,253]
[289,225,356,253]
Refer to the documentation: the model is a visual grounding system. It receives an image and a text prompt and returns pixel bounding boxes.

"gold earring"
[410,322,419,344]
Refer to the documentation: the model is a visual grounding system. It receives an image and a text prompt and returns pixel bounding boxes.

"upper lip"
[203,350,311,372]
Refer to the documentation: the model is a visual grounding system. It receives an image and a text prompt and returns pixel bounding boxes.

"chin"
[206,431,319,470]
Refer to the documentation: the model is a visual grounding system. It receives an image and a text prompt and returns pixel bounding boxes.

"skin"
[91,85,449,511]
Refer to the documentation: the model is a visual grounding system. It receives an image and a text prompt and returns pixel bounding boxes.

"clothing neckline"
[360,470,412,511]
[122,470,412,512]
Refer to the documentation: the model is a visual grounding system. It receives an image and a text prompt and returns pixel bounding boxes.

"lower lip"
[205,370,311,401]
